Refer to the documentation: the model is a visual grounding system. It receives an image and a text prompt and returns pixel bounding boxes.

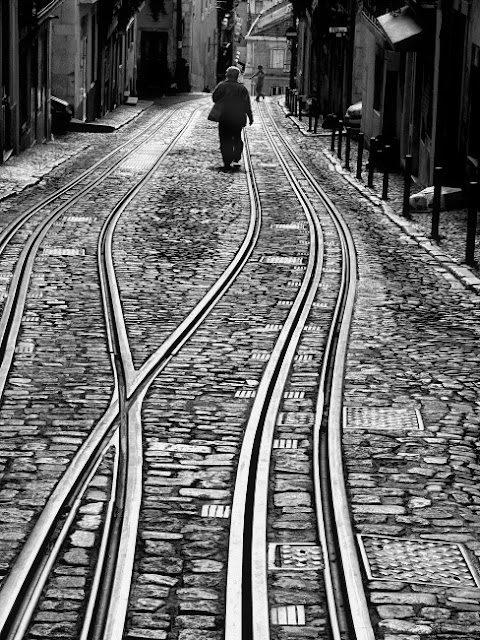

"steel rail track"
[0,104,183,256]
[265,102,375,640]
[0,114,263,640]
[225,102,373,640]
[264,105,375,640]
[0,104,196,408]
[0,105,200,640]
[225,105,327,640]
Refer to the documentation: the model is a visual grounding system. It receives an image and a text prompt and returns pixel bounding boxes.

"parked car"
[51,96,73,131]
[344,101,362,129]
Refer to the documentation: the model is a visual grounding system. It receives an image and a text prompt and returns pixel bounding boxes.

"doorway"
[139,32,169,93]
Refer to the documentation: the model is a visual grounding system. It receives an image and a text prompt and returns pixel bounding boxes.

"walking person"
[250,65,266,101]
[210,66,253,171]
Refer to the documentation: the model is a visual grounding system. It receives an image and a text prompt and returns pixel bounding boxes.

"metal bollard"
[402,154,412,218]
[331,125,336,153]
[298,97,303,121]
[466,181,478,266]
[314,113,319,134]
[356,133,364,180]
[308,107,313,132]
[367,137,376,188]
[431,166,443,241]
[382,144,390,200]
[337,120,343,159]
[345,127,351,171]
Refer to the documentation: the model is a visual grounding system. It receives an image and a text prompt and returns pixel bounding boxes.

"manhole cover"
[344,407,424,430]
[357,535,480,588]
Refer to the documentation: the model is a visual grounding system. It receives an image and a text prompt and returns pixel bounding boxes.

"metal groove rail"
[0,105,199,640]
[224,102,374,640]
[0,105,182,256]
[0,117,263,640]
[265,101,375,640]
[0,104,194,406]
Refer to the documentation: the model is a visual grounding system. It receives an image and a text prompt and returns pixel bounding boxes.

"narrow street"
[0,94,480,640]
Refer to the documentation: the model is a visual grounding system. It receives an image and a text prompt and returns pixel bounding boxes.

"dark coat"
[212,79,253,128]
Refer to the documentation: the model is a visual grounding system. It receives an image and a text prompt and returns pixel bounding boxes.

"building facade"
[245,0,292,96]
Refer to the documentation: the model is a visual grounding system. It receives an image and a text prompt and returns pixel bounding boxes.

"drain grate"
[304,325,324,332]
[294,354,314,362]
[235,389,256,398]
[270,605,305,626]
[287,281,302,287]
[43,247,86,257]
[201,505,231,518]
[273,439,300,449]
[269,543,323,570]
[250,351,270,361]
[344,407,424,430]
[283,391,305,399]
[272,223,306,230]
[278,412,314,426]
[15,341,35,354]
[62,215,91,223]
[277,300,293,307]
[357,535,480,588]
[260,256,305,265]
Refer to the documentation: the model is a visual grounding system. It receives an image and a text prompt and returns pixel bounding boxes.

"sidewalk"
[0,99,153,202]
[284,104,480,293]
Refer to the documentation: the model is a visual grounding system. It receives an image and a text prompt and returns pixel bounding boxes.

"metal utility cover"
[357,535,480,588]
[344,406,423,430]
[268,543,323,570]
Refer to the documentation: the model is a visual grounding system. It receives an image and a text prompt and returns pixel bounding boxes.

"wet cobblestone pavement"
[0,94,480,639]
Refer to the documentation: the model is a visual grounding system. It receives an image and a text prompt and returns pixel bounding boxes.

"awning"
[377,6,423,51]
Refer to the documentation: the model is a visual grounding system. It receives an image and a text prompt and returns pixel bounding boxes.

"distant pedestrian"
[210,66,253,170]
[250,65,266,101]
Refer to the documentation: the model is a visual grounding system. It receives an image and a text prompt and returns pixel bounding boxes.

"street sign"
[285,27,297,40]
[329,26,348,33]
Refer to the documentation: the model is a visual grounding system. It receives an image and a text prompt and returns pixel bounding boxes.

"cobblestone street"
[1,94,480,639]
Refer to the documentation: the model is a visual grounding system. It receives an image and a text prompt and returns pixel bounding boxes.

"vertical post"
[367,137,376,188]
[466,181,478,266]
[337,120,343,159]
[402,154,412,218]
[431,166,442,241]
[285,87,289,109]
[308,106,313,132]
[345,127,351,171]
[356,133,364,180]
[382,144,390,200]
[314,113,318,134]
[331,124,336,153]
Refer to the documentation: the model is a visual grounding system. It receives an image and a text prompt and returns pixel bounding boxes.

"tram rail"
[0,104,263,640]
[0,97,375,640]
[225,102,374,640]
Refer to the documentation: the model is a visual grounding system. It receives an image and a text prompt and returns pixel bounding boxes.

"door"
[140,32,169,92]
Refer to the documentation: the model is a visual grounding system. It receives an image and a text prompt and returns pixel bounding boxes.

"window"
[270,49,285,69]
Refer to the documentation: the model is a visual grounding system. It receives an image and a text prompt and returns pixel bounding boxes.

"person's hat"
[258,65,263,69]
[226,66,240,79]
